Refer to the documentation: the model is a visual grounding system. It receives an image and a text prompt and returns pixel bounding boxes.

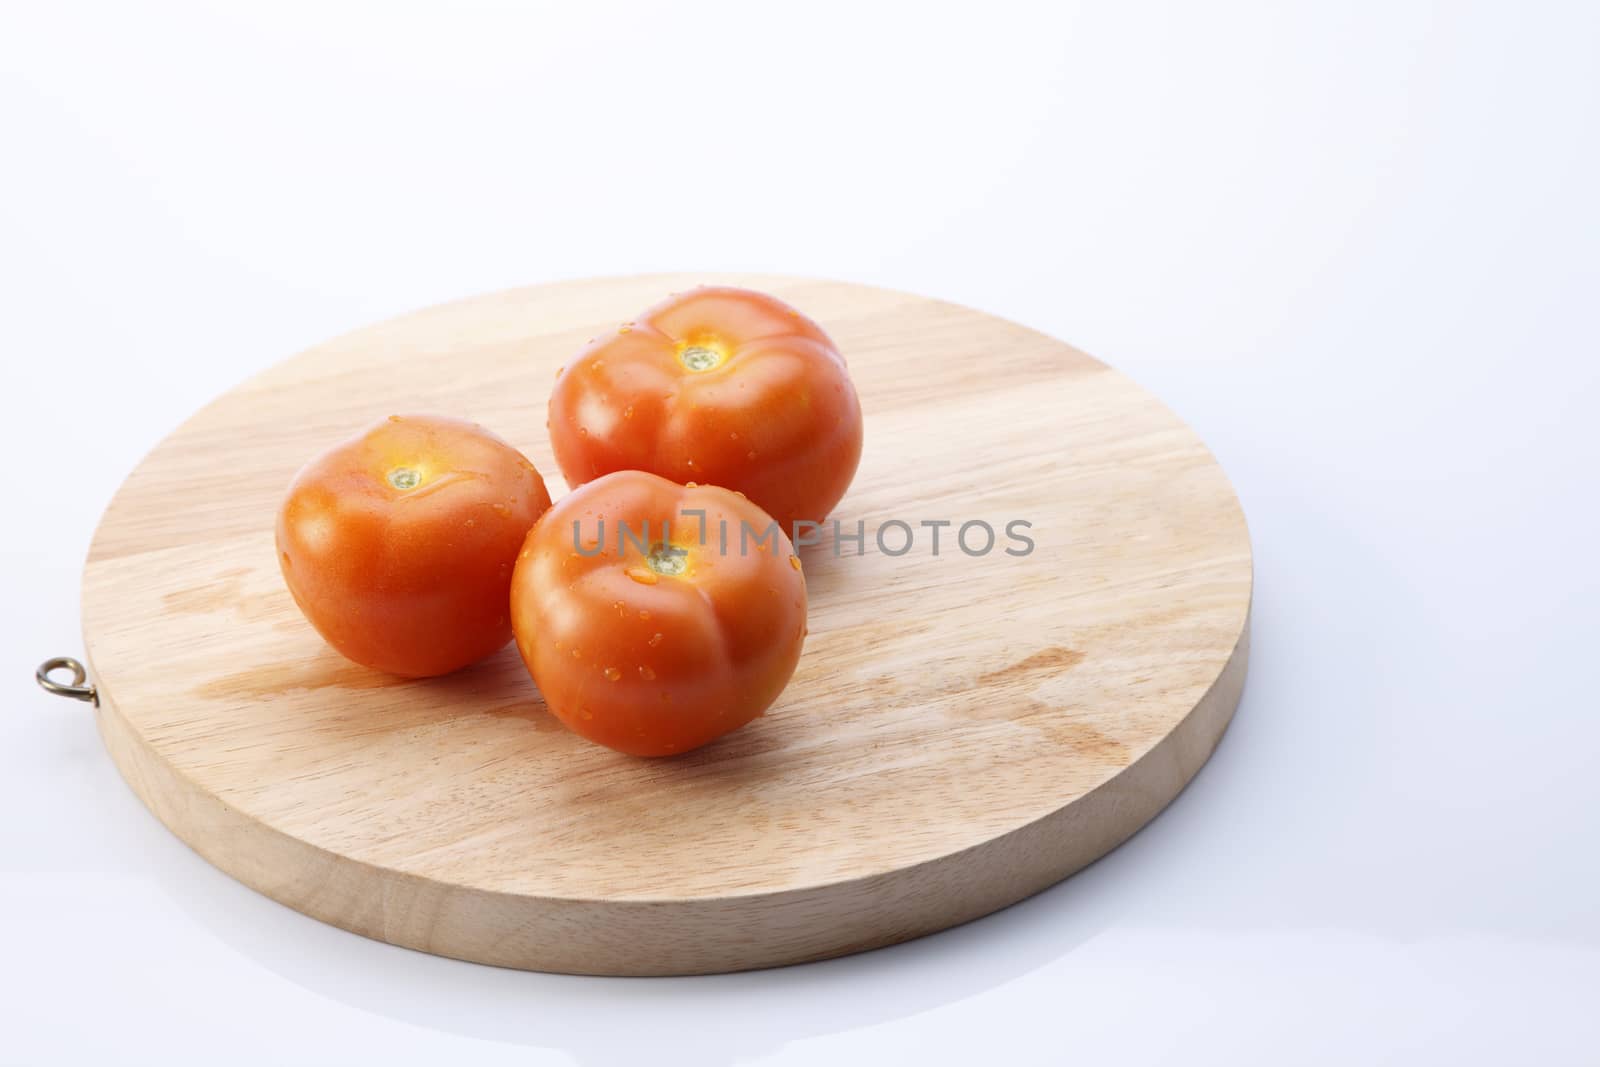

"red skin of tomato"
[276,415,552,678]
[547,286,864,534]
[510,470,807,757]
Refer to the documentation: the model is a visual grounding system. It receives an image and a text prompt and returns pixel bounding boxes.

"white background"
[3,1,1597,1063]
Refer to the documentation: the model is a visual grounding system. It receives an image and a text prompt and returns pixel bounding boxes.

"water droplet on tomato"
[603,666,621,682]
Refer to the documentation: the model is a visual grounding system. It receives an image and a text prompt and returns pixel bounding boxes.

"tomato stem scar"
[388,467,421,490]
[646,543,688,577]
[679,345,725,372]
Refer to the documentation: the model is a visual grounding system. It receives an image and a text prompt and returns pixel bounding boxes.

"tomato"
[510,470,807,756]
[547,286,864,534]
[276,414,552,678]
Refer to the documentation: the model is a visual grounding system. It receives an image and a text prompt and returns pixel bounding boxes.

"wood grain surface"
[80,274,1253,975]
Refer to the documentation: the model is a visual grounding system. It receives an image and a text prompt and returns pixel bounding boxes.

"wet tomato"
[548,286,863,533]
[510,470,807,756]
[276,414,552,677]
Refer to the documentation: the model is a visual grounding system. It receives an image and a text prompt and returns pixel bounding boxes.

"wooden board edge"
[79,607,1250,976]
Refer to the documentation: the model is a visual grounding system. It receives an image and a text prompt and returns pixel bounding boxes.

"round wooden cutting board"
[79,274,1252,976]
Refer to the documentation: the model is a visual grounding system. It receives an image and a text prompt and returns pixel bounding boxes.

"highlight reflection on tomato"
[510,470,807,757]
[276,414,552,678]
[547,286,863,533]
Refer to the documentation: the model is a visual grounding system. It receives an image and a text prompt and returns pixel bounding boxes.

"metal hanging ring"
[36,657,98,706]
